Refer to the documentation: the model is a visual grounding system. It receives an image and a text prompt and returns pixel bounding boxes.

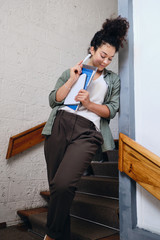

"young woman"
[42,16,129,240]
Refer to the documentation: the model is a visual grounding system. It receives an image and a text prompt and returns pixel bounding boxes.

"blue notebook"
[64,64,97,111]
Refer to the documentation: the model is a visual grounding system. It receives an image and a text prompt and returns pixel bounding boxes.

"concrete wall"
[133,0,160,235]
[0,0,118,226]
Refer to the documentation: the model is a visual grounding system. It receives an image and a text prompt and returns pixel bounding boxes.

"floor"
[0,225,43,240]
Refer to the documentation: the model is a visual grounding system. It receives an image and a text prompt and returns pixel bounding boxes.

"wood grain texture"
[17,207,48,217]
[6,122,46,159]
[118,133,160,200]
[40,191,50,197]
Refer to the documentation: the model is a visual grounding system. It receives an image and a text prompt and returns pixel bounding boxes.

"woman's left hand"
[75,89,91,108]
[75,89,110,118]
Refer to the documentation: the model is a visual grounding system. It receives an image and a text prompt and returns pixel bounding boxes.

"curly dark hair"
[89,16,129,53]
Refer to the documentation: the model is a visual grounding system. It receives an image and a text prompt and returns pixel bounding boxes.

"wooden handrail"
[6,122,46,159]
[119,133,160,200]
[6,120,119,160]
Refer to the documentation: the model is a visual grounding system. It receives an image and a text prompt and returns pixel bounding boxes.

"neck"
[97,69,103,74]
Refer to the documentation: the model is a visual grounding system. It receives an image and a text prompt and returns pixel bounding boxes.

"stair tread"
[81,176,118,182]
[78,176,119,198]
[40,191,49,197]
[91,161,118,177]
[40,176,118,197]
[91,161,118,165]
[71,193,119,229]
[73,192,119,209]
[17,207,48,217]
[71,216,118,240]
[28,211,47,226]
[102,150,118,162]
[23,211,118,240]
[41,178,119,199]
[40,191,119,205]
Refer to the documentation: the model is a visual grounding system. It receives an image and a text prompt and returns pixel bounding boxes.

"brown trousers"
[44,110,103,239]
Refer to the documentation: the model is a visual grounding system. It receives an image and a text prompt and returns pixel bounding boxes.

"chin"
[98,67,105,72]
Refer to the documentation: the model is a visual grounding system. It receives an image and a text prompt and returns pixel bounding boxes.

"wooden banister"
[6,122,46,159]
[119,133,160,200]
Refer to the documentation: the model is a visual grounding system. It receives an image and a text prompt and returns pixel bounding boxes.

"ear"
[90,46,95,56]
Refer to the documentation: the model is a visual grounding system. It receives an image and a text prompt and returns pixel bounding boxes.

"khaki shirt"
[42,68,120,151]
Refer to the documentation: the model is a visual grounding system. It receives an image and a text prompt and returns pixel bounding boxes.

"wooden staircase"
[17,150,119,240]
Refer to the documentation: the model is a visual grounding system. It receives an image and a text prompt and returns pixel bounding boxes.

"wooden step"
[28,212,46,236]
[71,192,119,229]
[40,175,119,200]
[77,176,119,198]
[17,207,48,218]
[17,207,48,229]
[71,216,119,240]
[17,207,119,240]
[102,150,118,162]
[40,191,50,201]
[91,162,118,177]
[28,212,119,239]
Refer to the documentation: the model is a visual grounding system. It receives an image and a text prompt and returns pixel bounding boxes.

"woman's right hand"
[56,60,83,102]
[70,60,83,83]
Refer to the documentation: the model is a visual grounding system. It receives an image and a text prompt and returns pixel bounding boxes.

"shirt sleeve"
[49,69,70,108]
[105,75,120,119]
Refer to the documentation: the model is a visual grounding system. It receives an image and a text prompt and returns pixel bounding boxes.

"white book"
[64,73,87,105]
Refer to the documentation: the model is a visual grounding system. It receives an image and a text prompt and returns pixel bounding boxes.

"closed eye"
[101,54,112,61]
[101,55,106,59]
[101,51,114,61]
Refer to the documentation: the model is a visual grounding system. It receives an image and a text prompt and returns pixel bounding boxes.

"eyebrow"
[101,51,114,58]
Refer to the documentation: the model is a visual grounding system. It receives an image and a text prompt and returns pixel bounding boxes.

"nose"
[103,58,109,65]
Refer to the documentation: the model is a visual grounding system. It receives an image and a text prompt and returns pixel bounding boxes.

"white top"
[61,74,108,130]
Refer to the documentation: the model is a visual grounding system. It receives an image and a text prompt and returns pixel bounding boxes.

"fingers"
[75,89,90,108]
[74,61,83,74]
[70,60,83,83]
[77,60,83,65]
[78,89,86,94]
[76,89,87,98]
[75,89,89,102]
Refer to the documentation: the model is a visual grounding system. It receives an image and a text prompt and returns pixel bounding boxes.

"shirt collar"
[103,68,112,77]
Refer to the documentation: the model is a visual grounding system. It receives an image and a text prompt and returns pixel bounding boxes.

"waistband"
[57,110,96,130]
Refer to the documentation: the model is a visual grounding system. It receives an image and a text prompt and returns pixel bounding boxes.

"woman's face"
[89,43,116,71]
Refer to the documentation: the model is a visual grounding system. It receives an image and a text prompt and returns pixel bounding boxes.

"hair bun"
[102,16,129,47]
[89,15,129,53]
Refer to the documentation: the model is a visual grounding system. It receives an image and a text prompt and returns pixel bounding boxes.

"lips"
[99,64,106,69]
[99,63,106,67]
